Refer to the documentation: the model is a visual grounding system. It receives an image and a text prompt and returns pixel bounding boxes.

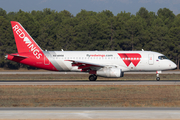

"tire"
[94,74,97,80]
[89,74,97,81]
[156,77,160,81]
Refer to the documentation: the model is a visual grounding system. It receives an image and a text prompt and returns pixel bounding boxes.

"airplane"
[5,21,177,81]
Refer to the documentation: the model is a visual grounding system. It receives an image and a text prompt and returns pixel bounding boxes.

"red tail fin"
[11,21,43,53]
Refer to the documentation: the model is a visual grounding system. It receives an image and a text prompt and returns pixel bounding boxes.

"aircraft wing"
[65,60,104,72]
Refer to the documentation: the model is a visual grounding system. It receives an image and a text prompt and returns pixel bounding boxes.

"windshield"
[158,56,168,60]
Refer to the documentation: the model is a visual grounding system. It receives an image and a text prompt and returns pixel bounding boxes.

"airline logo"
[87,54,105,57]
[24,37,31,44]
[12,24,42,59]
[118,53,141,67]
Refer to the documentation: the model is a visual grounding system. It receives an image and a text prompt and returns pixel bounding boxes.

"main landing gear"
[89,74,97,81]
[156,71,161,81]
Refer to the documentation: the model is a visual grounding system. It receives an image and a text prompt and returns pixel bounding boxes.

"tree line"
[0,7,180,69]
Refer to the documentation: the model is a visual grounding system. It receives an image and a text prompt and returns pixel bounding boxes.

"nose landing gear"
[156,71,161,81]
[156,76,160,81]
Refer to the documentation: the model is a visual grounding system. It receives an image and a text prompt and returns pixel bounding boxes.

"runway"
[1,71,180,119]
[0,71,180,74]
[0,80,180,85]
[0,107,180,119]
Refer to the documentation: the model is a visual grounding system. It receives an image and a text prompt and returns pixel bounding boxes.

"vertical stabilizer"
[11,21,43,53]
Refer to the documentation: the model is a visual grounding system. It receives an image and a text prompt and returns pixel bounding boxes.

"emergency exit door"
[148,54,154,65]
[44,55,50,65]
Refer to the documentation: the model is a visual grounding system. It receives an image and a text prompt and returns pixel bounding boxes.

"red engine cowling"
[96,67,124,78]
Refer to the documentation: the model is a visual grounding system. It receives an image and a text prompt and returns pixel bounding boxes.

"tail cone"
[5,55,8,59]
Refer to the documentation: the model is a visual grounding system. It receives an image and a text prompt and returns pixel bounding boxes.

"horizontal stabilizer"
[11,54,28,58]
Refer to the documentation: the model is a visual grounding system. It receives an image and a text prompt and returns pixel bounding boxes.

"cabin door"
[148,54,154,65]
[44,55,50,65]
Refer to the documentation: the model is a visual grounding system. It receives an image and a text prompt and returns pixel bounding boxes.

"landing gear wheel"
[156,71,161,81]
[156,77,160,81]
[89,74,97,81]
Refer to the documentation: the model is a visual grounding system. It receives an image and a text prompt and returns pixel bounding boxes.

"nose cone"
[171,62,177,70]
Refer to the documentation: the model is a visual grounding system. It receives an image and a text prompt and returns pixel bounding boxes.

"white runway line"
[0,110,180,119]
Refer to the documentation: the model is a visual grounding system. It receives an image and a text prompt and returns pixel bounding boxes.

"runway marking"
[0,109,180,119]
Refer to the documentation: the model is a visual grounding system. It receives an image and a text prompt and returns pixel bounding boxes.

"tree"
[169,15,180,68]
[136,7,156,27]
[157,8,175,28]
[122,15,146,50]
[0,16,18,69]
[0,8,6,18]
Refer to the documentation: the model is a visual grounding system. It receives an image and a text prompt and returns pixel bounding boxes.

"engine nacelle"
[96,67,124,78]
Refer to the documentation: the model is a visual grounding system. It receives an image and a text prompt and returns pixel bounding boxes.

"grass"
[0,85,180,107]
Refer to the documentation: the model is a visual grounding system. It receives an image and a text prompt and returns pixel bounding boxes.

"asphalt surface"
[1,107,180,110]
[0,107,180,119]
[0,80,180,85]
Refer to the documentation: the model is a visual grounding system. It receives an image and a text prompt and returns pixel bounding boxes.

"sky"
[1,0,180,16]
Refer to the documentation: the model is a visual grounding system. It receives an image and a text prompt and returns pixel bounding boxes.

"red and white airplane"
[5,21,177,81]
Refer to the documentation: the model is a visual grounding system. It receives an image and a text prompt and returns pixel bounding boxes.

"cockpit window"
[158,56,168,60]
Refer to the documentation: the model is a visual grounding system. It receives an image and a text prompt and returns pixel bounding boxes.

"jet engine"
[96,67,124,78]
